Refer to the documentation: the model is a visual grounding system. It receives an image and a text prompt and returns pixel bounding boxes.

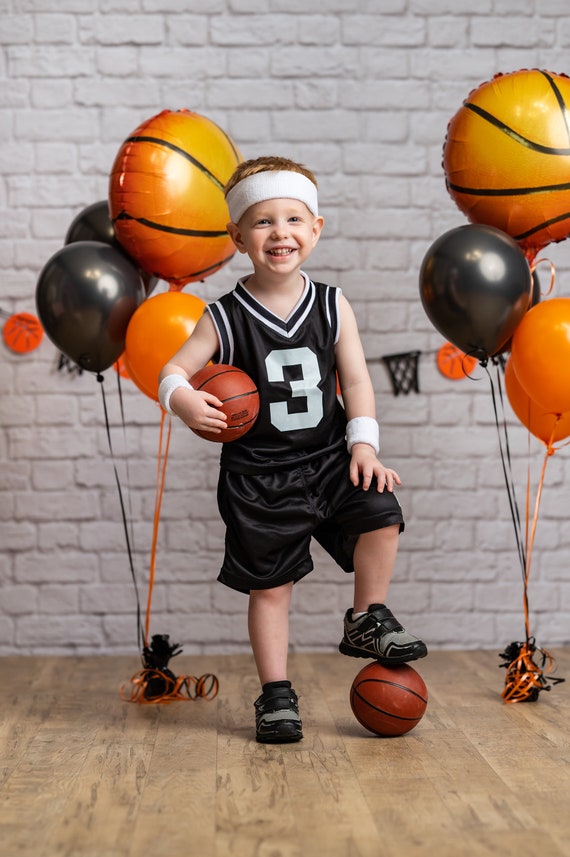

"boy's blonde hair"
[224,155,318,197]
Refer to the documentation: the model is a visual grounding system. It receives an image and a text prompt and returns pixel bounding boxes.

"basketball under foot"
[254,682,303,744]
[339,603,428,665]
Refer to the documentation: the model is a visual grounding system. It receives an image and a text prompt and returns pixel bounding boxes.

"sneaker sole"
[256,726,303,744]
[338,640,428,664]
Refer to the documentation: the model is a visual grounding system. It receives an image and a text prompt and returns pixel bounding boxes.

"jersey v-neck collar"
[233,272,315,338]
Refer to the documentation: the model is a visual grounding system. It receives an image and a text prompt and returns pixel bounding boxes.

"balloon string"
[530,257,555,297]
[498,419,565,703]
[97,373,144,653]
[524,432,531,588]
[114,365,138,584]
[483,360,527,577]
[144,408,172,648]
[523,421,557,640]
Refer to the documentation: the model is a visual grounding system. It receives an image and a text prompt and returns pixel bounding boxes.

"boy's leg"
[248,581,293,685]
[352,525,399,613]
[248,581,303,743]
[340,525,428,664]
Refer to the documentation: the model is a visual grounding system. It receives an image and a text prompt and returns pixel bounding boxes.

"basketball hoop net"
[381,351,421,396]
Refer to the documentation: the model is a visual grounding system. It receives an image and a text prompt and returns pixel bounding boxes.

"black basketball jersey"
[207,273,348,473]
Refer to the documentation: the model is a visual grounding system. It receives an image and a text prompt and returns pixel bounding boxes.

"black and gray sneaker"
[339,603,428,664]
[254,681,303,744]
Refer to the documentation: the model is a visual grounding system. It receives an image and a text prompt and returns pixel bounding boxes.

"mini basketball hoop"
[381,350,421,396]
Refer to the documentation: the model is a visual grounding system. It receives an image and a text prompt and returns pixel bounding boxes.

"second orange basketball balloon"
[109,109,242,289]
[443,69,570,262]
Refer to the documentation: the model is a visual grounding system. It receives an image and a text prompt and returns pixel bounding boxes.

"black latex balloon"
[36,240,145,373]
[65,200,158,295]
[419,224,533,361]
[65,199,116,247]
[495,269,541,356]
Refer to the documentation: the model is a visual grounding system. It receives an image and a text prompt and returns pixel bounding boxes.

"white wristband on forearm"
[346,416,380,454]
[158,374,193,415]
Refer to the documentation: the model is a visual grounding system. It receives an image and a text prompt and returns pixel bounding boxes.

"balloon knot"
[96,373,104,383]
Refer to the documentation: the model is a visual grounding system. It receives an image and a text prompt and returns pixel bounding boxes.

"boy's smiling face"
[227,197,324,278]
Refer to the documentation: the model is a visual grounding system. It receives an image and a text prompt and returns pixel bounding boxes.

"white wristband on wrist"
[346,416,380,454]
[158,374,193,415]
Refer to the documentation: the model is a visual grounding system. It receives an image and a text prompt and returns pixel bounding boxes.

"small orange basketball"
[190,364,259,443]
[443,69,570,261]
[436,342,478,380]
[3,312,44,354]
[350,662,428,737]
[109,109,242,288]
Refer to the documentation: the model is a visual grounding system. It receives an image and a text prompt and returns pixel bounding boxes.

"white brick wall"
[1,0,569,656]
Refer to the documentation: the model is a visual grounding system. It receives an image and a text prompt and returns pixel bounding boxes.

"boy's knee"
[250,581,294,603]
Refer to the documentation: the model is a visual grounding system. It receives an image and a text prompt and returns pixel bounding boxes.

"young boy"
[158,156,427,743]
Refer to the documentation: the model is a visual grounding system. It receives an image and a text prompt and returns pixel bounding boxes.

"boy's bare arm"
[158,313,227,432]
[335,294,401,492]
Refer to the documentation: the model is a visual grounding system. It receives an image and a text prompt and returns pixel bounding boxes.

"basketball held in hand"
[189,364,259,443]
[350,661,428,737]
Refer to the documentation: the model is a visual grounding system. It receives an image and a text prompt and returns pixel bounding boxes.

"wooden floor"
[1,649,569,857]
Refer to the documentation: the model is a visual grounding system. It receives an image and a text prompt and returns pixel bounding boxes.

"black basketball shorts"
[216,448,405,593]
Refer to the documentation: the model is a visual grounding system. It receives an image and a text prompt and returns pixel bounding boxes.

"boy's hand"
[349,443,401,492]
[170,387,228,434]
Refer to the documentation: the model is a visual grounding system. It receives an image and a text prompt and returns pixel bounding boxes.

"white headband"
[225,170,319,223]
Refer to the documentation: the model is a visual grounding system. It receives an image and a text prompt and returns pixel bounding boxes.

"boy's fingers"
[349,460,360,487]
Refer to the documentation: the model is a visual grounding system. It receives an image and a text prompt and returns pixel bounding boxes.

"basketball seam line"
[353,680,427,703]
[114,211,229,238]
[463,102,570,156]
[352,693,423,721]
[447,180,570,197]
[125,135,228,190]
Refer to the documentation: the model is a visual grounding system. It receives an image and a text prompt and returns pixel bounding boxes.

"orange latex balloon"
[510,297,570,413]
[504,356,570,445]
[443,69,570,262]
[125,291,206,401]
[109,109,242,288]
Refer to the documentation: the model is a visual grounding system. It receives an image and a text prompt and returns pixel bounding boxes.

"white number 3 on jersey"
[265,347,324,432]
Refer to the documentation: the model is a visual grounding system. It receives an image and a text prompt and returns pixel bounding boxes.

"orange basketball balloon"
[124,291,206,401]
[510,297,570,414]
[109,109,242,288]
[443,69,570,262]
[504,356,570,445]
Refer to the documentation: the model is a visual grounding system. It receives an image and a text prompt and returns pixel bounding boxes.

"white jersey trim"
[233,272,315,339]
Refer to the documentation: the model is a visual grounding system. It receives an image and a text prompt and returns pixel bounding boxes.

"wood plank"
[0,650,568,857]
[214,654,302,856]
[280,653,386,857]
